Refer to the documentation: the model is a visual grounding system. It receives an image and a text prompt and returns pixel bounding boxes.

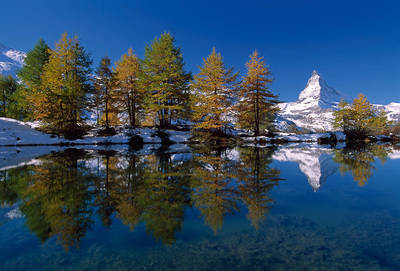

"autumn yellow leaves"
[16,32,280,138]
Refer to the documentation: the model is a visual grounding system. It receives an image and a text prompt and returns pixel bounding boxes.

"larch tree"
[39,33,92,137]
[192,47,238,134]
[113,48,143,127]
[142,33,191,129]
[93,56,114,128]
[333,93,388,139]
[236,50,279,136]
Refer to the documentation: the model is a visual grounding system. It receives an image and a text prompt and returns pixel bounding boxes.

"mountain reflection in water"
[0,143,398,265]
[273,144,395,190]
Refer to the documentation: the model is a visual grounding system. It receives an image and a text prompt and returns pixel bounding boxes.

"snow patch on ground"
[0,118,192,146]
[243,132,345,143]
[0,117,62,145]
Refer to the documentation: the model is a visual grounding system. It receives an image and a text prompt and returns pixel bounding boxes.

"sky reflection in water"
[0,143,399,270]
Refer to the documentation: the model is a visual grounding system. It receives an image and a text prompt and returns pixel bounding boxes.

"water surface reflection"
[0,143,399,270]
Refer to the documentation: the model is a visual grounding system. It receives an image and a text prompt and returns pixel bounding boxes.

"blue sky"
[1,0,399,103]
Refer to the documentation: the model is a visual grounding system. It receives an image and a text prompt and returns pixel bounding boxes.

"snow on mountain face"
[298,70,343,108]
[277,70,400,132]
[277,71,345,132]
[0,43,25,77]
[272,147,338,191]
[273,145,400,191]
[374,102,400,122]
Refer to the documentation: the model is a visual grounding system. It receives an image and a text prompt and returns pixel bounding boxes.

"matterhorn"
[277,70,400,132]
[277,70,345,132]
[297,70,344,109]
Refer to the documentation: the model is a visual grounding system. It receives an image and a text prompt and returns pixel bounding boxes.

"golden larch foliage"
[192,47,238,132]
[113,48,143,127]
[236,50,279,136]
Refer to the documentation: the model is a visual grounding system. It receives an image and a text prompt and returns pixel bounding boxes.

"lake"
[0,143,399,270]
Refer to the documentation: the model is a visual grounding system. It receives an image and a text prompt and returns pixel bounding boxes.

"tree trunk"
[131,95,136,127]
[2,89,6,116]
[255,88,260,137]
[127,93,133,127]
[105,87,109,128]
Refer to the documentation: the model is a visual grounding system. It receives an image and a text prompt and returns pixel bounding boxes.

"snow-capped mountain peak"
[277,71,346,131]
[0,43,26,77]
[297,70,343,108]
[277,70,400,132]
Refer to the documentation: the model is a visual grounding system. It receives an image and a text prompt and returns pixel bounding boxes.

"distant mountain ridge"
[277,71,400,132]
[0,43,25,77]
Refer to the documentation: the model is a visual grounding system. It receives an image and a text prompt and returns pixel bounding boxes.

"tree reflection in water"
[0,145,283,249]
[333,144,391,187]
[237,147,282,229]
[191,146,240,234]
[0,149,96,250]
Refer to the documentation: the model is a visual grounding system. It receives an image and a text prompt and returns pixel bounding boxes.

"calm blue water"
[0,144,399,270]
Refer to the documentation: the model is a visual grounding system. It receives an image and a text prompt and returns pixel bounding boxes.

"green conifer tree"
[0,75,18,117]
[39,33,92,137]
[17,38,50,120]
[18,38,50,90]
[142,33,191,128]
